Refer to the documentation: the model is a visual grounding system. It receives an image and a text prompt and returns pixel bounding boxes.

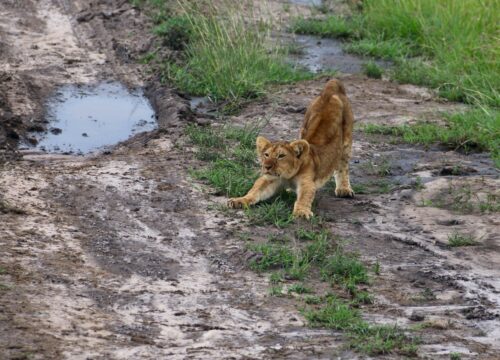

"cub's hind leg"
[228,176,282,209]
[334,160,354,198]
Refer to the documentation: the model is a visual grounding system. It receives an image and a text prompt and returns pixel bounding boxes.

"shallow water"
[36,82,156,154]
[288,0,322,6]
[293,34,391,74]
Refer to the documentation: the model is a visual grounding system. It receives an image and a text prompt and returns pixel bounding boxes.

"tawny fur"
[228,79,354,219]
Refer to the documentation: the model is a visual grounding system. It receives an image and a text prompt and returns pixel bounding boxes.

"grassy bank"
[362,109,500,166]
[292,0,499,165]
[293,0,499,107]
[136,0,314,111]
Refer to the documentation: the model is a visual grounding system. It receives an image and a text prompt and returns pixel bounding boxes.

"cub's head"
[256,136,310,179]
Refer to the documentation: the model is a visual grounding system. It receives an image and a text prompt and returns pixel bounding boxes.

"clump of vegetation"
[362,109,500,167]
[148,1,314,110]
[448,232,477,247]
[290,16,354,38]
[288,283,313,294]
[0,198,26,215]
[417,180,499,215]
[153,15,192,50]
[363,61,383,79]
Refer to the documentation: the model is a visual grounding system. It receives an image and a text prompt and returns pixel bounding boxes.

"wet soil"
[1,0,499,359]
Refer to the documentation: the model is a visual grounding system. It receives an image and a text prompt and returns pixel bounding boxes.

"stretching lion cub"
[228,79,354,219]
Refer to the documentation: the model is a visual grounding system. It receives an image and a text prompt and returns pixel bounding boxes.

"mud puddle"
[34,82,156,154]
[291,34,391,74]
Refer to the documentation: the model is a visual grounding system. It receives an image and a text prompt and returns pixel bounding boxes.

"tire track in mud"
[1,145,353,358]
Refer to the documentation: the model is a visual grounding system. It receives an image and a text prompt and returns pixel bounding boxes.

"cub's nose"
[264,164,272,170]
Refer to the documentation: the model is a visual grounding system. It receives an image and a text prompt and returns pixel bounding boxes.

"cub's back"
[301,79,350,146]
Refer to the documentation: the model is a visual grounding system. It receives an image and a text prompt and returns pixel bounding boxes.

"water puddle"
[35,82,156,154]
[291,34,391,74]
[289,0,322,6]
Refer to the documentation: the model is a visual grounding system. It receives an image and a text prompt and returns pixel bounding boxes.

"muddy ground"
[1,0,499,359]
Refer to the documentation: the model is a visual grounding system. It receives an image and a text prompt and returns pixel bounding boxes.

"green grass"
[248,230,329,280]
[344,37,415,59]
[448,232,477,247]
[349,323,417,356]
[294,1,499,108]
[153,16,191,50]
[363,61,383,79]
[304,296,360,330]
[288,283,313,294]
[268,285,284,296]
[418,180,499,214]
[304,296,416,355]
[450,352,462,360]
[291,16,354,38]
[246,229,417,355]
[149,1,315,110]
[351,179,396,195]
[362,108,500,167]
[320,249,369,288]
[304,295,322,304]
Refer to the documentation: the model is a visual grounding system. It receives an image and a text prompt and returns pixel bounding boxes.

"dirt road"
[1,1,499,359]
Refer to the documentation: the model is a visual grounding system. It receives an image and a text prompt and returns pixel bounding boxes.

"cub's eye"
[278,153,286,159]
[264,153,269,158]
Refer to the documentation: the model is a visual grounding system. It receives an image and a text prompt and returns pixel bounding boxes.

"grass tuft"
[363,61,383,79]
[448,232,477,247]
[320,249,369,287]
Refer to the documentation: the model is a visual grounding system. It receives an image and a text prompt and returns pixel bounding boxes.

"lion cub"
[228,79,354,219]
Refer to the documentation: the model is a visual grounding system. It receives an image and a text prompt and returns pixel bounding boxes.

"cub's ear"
[256,136,271,154]
[290,140,309,158]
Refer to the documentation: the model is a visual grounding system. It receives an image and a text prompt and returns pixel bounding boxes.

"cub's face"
[256,136,309,179]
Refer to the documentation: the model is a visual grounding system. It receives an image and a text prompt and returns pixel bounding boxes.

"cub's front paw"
[335,187,354,198]
[227,197,251,209]
[293,207,313,220]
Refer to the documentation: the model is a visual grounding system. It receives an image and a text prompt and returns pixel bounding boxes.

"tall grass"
[357,0,499,107]
[161,1,313,109]
[292,0,499,107]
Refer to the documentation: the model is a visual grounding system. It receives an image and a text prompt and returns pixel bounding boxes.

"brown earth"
[1,0,499,359]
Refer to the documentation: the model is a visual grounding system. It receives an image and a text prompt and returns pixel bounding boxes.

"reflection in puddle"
[292,34,391,74]
[36,82,156,154]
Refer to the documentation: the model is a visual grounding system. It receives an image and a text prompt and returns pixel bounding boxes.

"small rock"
[399,189,413,200]
[409,311,425,321]
[50,127,62,135]
[82,132,88,137]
